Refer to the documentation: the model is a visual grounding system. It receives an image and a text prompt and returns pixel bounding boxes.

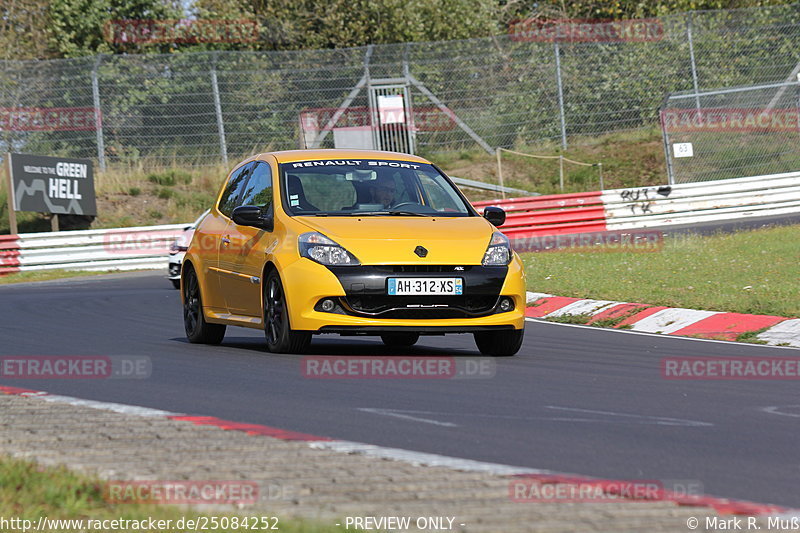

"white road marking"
[762,406,800,418]
[357,407,712,427]
[358,407,459,427]
[544,406,713,427]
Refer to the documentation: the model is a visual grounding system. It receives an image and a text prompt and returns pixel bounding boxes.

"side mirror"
[483,206,506,227]
[232,205,273,231]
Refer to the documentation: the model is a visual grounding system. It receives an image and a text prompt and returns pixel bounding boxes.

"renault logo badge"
[414,246,428,258]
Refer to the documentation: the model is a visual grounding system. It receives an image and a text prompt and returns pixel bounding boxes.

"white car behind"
[168,209,210,289]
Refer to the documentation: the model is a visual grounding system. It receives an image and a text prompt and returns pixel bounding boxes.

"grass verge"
[0,455,347,533]
[521,225,800,318]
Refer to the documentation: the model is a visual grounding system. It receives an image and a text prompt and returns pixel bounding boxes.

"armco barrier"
[0,224,186,275]
[603,170,800,229]
[472,191,607,239]
[475,171,800,242]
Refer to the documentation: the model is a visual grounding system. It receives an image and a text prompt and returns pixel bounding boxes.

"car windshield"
[279,159,473,217]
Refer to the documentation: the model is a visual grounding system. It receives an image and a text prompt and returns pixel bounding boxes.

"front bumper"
[281,257,526,333]
[326,265,508,319]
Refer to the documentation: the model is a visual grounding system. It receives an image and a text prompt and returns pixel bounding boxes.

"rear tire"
[171,279,181,289]
[263,271,311,354]
[380,333,420,347]
[474,329,523,357]
[183,266,226,344]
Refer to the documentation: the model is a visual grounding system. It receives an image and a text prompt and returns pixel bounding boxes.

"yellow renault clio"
[181,150,526,356]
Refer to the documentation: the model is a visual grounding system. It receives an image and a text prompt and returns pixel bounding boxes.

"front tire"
[380,333,419,347]
[263,271,311,354]
[171,278,181,289]
[474,329,523,357]
[183,266,226,344]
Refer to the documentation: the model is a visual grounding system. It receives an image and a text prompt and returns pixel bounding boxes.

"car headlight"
[482,232,512,265]
[299,232,360,266]
[169,241,188,255]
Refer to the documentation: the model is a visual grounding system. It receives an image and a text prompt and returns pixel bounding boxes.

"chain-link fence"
[1,3,800,176]
[661,81,800,183]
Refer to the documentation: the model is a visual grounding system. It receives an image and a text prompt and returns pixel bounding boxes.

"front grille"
[373,265,472,273]
[342,294,498,319]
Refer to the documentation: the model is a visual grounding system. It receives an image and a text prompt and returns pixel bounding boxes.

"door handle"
[221,236,231,245]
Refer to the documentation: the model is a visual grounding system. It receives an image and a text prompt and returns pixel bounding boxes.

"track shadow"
[169,334,480,357]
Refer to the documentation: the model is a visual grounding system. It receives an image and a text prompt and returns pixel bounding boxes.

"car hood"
[294,216,495,265]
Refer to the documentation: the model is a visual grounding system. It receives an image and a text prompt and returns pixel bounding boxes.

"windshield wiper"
[388,210,426,216]
[344,210,428,217]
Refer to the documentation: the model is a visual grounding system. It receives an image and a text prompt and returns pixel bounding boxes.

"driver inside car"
[368,176,397,208]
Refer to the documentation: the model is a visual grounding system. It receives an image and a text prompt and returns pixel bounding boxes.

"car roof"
[259,149,431,165]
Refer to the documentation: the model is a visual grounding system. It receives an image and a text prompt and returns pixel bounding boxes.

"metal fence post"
[211,59,228,166]
[91,56,106,171]
[687,12,701,111]
[660,99,675,185]
[496,148,506,199]
[554,42,567,151]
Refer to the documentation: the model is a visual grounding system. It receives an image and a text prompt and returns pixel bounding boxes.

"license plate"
[387,278,463,296]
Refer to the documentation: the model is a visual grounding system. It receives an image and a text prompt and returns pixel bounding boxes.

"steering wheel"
[390,202,418,209]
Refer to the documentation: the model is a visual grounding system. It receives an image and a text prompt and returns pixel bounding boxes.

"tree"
[0,0,53,60]
[243,0,500,50]
[47,0,184,58]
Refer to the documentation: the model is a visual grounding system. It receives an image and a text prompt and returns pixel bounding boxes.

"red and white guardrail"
[1,170,798,275]
[473,169,800,242]
[0,224,186,275]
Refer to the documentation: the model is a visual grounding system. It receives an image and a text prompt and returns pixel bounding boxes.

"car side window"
[218,162,253,217]
[239,161,273,212]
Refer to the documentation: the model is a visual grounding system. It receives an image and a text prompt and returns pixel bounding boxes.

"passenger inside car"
[286,174,319,211]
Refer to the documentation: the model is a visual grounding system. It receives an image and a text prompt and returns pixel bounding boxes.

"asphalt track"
[1,271,799,508]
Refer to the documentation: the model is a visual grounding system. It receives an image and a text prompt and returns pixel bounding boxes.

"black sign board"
[8,153,96,216]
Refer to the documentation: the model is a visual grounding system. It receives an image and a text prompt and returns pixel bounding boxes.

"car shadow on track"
[169,335,481,357]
